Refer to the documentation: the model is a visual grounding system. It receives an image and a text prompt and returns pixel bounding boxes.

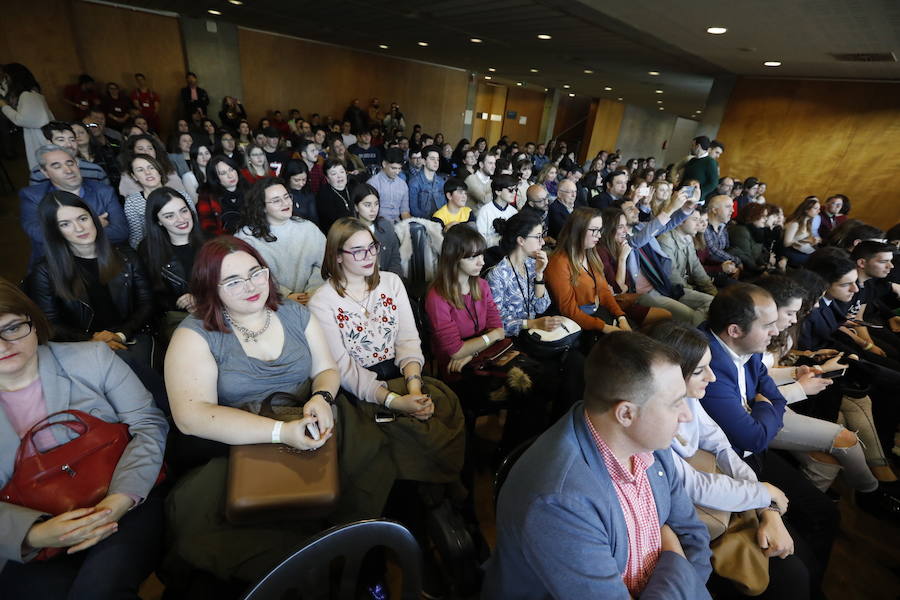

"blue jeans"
[0,491,164,600]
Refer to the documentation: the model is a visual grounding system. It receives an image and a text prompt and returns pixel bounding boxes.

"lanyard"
[463,295,481,333]
[583,260,599,304]
[512,262,533,317]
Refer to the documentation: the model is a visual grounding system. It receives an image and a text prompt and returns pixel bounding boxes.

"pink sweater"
[308,271,424,404]
[425,279,503,373]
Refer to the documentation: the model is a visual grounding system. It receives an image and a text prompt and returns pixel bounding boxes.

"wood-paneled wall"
[238,29,469,142]
[0,0,185,137]
[717,77,900,230]
[501,87,545,145]
[583,99,625,162]
[471,82,507,145]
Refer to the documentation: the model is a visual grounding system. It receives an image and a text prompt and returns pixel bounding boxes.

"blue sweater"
[699,325,787,454]
[483,403,712,599]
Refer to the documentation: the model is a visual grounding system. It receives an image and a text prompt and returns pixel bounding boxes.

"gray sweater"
[237,218,326,296]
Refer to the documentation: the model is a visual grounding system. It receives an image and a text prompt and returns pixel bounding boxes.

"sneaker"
[856,484,900,523]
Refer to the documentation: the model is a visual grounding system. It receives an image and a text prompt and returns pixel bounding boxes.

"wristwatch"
[311,390,335,405]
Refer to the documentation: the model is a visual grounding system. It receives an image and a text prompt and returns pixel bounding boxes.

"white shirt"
[475,201,518,247]
[671,398,770,512]
[712,333,752,411]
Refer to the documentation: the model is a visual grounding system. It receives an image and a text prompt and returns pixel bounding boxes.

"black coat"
[27,246,155,341]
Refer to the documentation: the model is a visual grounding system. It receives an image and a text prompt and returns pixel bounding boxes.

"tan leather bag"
[685,449,770,596]
[225,390,339,524]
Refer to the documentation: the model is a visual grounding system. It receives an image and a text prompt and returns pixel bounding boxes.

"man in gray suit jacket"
[483,331,712,599]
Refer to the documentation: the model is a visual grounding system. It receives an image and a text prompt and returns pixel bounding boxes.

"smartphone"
[681,185,695,197]
[817,368,846,379]
[375,410,395,423]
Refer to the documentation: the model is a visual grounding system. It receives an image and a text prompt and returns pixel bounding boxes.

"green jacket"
[682,155,719,201]
[727,224,769,271]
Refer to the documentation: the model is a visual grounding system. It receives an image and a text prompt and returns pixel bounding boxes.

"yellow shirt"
[433,204,472,227]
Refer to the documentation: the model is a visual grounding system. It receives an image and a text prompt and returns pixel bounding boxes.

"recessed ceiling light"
[617,97,623,101]
[537,34,552,40]
[228,0,242,5]
[378,44,389,49]
[568,93,575,97]
[470,38,482,43]
[417,41,429,47]
[488,67,496,72]
[207,9,222,15]
[563,84,571,89]
[484,76,492,80]
[706,26,727,34]
[530,68,539,73]
[696,111,703,114]
[516,82,523,86]
[657,100,663,104]
[659,107,664,110]
[584,69,594,74]
[604,86,612,91]
[648,70,660,76]
[655,89,664,94]
[544,88,548,92]
[764,61,782,67]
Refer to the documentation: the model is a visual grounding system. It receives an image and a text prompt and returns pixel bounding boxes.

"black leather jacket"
[27,246,155,341]
[137,239,190,312]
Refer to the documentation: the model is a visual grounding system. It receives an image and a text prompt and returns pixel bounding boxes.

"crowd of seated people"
[2,61,900,600]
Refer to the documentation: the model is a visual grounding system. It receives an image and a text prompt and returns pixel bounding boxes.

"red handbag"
[1,410,137,515]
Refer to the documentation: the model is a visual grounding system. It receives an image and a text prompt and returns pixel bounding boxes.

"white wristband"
[521,319,529,330]
[271,420,283,444]
[384,392,398,409]
[481,334,491,346]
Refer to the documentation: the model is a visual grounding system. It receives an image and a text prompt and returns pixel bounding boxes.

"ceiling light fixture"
[604,86,612,91]
[568,93,575,97]
[470,38,482,43]
[207,9,222,15]
[648,70,660,76]
[488,67,496,72]
[484,76,492,80]
[417,41,429,47]
[378,44,389,49]
[657,100,663,104]
[530,68,539,73]
[764,61,782,67]
[706,26,727,34]
[537,34,552,40]
[516,82,523,86]
[563,84,571,89]
[659,107,664,111]
[617,97,623,101]
[655,89,664,94]
[584,69,594,74]
[228,0,243,5]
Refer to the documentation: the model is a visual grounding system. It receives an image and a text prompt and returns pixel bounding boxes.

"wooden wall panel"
[0,0,83,121]
[717,77,900,230]
[583,99,625,161]
[501,87,544,145]
[471,82,506,145]
[71,2,185,138]
[238,29,469,142]
[552,94,592,143]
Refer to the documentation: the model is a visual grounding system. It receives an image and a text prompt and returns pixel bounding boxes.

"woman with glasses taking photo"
[235,177,326,306]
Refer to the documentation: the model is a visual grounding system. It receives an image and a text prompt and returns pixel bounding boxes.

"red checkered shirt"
[585,414,662,596]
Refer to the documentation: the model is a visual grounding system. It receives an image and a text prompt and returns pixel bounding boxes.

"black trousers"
[745,451,839,598]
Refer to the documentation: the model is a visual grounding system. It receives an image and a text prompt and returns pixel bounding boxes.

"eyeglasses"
[587,228,603,237]
[265,195,292,206]
[341,242,381,261]
[218,267,270,296]
[0,320,34,342]
[524,234,543,240]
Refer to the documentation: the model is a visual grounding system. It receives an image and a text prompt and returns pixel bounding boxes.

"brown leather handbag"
[0,410,132,515]
[225,391,340,524]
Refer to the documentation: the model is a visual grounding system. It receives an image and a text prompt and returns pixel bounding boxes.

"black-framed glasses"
[0,320,34,342]
[523,234,544,240]
[587,227,603,237]
[341,242,381,261]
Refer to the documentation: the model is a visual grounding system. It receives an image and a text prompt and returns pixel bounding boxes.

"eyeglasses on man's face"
[341,242,381,261]
[218,267,270,296]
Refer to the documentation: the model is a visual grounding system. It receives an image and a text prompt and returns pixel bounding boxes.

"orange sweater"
[545,251,625,331]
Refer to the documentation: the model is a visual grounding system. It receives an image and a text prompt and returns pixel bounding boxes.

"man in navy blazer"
[484,332,712,599]
[700,283,838,593]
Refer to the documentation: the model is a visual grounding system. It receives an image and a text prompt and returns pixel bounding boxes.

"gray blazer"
[0,342,168,566]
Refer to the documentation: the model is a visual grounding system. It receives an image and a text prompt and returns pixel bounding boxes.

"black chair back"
[240,519,422,600]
